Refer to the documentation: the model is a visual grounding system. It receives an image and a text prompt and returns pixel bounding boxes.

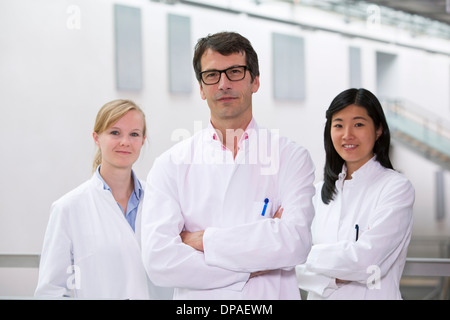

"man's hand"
[180,206,284,276]
[249,206,283,278]
[180,230,205,252]
[273,206,283,219]
[336,279,350,285]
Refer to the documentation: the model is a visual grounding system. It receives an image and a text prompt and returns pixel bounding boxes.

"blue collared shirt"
[95,166,143,232]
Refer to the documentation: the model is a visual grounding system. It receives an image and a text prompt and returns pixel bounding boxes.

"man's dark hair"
[193,31,259,83]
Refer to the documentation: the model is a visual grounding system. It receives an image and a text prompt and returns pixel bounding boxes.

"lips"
[217,96,236,102]
[116,150,132,154]
[342,144,358,150]
[216,92,238,102]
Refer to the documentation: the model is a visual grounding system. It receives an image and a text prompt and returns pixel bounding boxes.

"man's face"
[199,49,260,126]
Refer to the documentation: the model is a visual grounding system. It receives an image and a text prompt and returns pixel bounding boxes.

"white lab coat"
[35,174,169,299]
[296,157,414,299]
[141,120,315,299]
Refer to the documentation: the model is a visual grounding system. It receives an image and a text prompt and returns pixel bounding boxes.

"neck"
[211,116,252,158]
[99,164,134,200]
[345,156,374,180]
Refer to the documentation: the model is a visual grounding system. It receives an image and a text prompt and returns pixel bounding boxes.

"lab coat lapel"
[90,175,142,248]
[222,122,258,200]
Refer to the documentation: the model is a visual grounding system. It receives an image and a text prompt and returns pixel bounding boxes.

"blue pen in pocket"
[261,198,269,216]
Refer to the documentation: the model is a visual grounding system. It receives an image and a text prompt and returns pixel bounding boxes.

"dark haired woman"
[297,88,414,299]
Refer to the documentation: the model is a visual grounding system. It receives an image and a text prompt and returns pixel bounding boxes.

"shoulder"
[260,130,315,180]
[258,127,310,157]
[147,133,200,184]
[370,164,415,203]
[51,177,98,211]
[254,125,314,172]
[45,178,96,229]
[275,134,313,169]
[377,165,413,189]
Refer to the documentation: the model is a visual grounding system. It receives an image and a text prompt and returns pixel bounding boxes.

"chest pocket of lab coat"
[253,201,274,220]
[353,223,370,242]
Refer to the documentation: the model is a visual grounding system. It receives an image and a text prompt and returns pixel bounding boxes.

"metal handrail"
[1,253,449,277]
[384,99,450,141]
[403,258,450,277]
[1,253,449,299]
[0,253,40,268]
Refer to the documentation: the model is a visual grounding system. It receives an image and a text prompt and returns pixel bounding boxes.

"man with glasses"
[141,32,315,299]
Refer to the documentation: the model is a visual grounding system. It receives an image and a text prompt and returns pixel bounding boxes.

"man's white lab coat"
[296,157,414,299]
[35,174,168,299]
[141,120,315,299]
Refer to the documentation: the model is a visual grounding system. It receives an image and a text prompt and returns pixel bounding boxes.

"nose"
[217,72,232,90]
[120,135,130,146]
[342,126,354,140]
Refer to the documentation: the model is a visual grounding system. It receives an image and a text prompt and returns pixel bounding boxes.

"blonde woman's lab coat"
[141,120,316,299]
[296,157,414,299]
[35,174,162,299]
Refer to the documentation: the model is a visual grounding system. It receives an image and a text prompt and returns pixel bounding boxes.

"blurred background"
[0,0,449,299]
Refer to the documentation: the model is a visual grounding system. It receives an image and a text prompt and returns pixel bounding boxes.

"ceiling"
[367,0,450,25]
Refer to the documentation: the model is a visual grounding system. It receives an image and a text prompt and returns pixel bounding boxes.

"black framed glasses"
[199,65,249,85]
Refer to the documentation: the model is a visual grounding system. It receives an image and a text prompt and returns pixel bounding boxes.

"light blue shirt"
[95,166,143,232]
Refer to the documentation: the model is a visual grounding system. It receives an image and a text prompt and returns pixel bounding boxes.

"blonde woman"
[35,99,158,299]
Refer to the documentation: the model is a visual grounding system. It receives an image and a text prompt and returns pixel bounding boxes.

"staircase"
[383,99,450,170]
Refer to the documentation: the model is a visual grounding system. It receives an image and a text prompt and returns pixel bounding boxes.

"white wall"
[1,0,449,296]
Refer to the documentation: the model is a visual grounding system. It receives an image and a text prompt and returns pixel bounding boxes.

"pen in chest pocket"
[261,198,269,216]
[355,224,359,241]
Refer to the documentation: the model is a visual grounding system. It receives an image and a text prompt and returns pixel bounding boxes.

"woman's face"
[93,110,145,171]
[330,104,382,176]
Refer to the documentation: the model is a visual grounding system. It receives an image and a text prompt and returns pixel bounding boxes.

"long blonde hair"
[92,99,146,172]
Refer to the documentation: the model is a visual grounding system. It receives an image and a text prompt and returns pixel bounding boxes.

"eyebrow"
[202,65,243,72]
[110,126,142,132]
[332,116,368,122]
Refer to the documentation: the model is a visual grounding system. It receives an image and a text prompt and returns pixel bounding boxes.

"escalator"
[384,100,450,170]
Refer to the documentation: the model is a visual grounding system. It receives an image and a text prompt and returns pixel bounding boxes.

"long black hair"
[321,88,393,204]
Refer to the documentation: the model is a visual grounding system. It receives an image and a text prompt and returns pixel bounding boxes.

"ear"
[93,131,100,146]
[251,76,260,94]
[376,124,383,140]
[199,81,207,100]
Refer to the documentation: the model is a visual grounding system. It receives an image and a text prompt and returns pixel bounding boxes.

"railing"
[1,252,449,299]
[402,258,450,300]
[403,258,450,277]
[384,99,450,170]
[0,253,40,268]
[401,236,450,299]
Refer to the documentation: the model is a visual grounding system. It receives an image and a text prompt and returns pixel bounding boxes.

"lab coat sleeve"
[305,176,414,283]
[35,202,74,297]
[203,144,315,272]
[141,155,250,290]
[295,183,338,298]
[295,264,338,298]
